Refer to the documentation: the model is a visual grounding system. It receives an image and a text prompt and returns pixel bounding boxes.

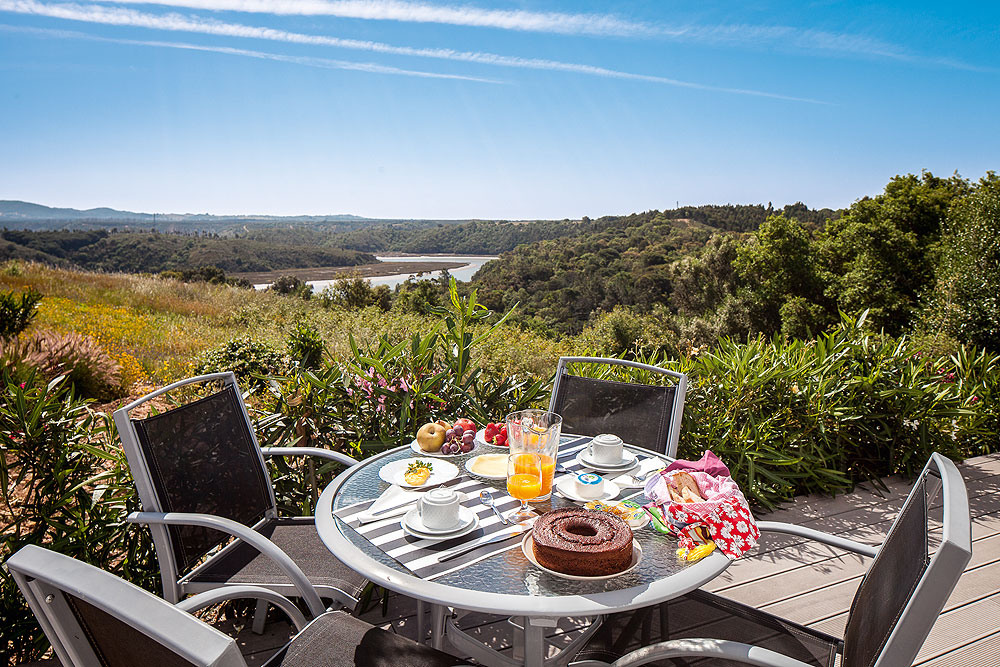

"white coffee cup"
[416,488,464,530]
[589,433,624,465]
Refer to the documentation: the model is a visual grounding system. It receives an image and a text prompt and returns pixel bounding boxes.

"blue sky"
[1,1,997,219]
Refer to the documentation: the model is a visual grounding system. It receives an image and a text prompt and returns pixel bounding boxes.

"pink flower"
[18,383,26,389]
[971,396,980,403]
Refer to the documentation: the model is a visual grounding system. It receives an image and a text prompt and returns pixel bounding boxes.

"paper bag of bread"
[644,469,760,560]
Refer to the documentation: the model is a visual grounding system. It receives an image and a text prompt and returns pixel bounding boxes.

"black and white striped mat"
[334,436,648,581]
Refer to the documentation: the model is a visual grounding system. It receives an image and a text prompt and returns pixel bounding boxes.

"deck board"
[219,453,1000,666]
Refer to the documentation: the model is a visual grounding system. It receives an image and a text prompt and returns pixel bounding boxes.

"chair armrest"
[611,638,814,667]
[757,521,879,558]
[259,447,358,467]
[128,511,327,618]
[177,585,309,632]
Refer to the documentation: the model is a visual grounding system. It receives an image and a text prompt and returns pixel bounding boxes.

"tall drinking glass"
[505,410,562,501]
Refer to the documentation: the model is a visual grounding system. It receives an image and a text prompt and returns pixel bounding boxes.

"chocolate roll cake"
[532,508,633,576]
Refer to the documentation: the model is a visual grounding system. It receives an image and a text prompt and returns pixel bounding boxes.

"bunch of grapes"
[441,423,476,455]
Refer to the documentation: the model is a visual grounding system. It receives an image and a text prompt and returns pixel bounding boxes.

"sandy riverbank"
[232,260,466,284]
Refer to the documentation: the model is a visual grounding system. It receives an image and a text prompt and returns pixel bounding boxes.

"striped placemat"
[334,435,643,581]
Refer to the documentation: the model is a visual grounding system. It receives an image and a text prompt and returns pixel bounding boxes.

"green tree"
[734,214,827,336]
[923,174,1000,350]
[819,172,969,334]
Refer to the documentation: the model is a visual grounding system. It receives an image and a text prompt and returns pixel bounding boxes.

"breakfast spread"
[532,508,633,576]
[403,460,433,486]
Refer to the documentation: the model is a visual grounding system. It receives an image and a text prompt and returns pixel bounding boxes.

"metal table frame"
[315,443,730,667]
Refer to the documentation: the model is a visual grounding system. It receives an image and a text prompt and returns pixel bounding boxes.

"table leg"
[524,619,548,667]
[430,603,447,651]
[416,599,426,644]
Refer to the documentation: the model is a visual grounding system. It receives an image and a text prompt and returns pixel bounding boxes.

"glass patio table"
[315,436,730,667]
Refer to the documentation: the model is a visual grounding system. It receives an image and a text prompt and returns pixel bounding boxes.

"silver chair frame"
[549,356,688,458]
[113,371,360,618]
[603,452,972,667]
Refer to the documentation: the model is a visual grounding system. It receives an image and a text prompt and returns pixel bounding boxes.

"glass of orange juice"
[507,453,542,523]
[505,410,562,501]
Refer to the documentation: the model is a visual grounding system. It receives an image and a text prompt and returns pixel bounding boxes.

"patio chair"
[113,372,367,622]
[6,544,466,667]
[575,452,972,667]
[549,357,688,457]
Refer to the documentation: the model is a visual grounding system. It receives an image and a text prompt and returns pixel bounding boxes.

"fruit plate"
[379,458,459,488]
[409,439,466,458]
[475,428,508,449]
[521,533,642,580]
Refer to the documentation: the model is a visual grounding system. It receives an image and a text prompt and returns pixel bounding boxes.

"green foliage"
[159,265,253,289]
[575,305,681,358]
[318,275,391,311]
[286,322,324,370]
[923,174,1000,351]
[16,330,124,401]
[819,172,969,334]
[194,336,290,388]
[0,229,375,274]
[392,276,445,314]
[0,372,156,663]
[0,288,41,340]
[269,275,313,299]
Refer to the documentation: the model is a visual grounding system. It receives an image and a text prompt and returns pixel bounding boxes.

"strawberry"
[494,433,507,447]
[484,422,499,442]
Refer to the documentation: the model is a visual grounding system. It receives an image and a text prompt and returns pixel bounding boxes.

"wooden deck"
[91,453,1000,666]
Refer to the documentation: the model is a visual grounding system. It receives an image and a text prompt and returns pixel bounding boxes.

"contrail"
[0,0,828,102]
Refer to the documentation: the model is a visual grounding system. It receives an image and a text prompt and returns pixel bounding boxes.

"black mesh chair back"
[65,593,200,667]
[131,384,274,573]
[7,545,245,667]
[551,373,677,454]
[841,454,970,667]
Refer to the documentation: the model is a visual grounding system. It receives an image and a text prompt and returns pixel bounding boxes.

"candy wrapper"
[584,499,648,529]
[644,469,760,560]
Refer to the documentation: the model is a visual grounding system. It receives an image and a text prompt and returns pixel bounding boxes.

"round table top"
[315,437,730,618]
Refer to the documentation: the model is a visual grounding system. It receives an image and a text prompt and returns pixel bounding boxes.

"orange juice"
[513,453,554,499]
[507,474,542,500]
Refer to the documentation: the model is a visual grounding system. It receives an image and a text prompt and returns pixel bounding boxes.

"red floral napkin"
[645,466,760,560]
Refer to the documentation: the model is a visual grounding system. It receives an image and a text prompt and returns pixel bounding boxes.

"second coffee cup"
[417,487,464,530]
[589,433,625,465]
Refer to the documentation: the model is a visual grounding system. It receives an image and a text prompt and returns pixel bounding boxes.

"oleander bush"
[0,288,41,340]
[582,311,996,509]
[0,372,156,664]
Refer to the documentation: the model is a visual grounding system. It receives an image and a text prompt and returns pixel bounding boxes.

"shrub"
[0,372,156,663]
[318,275,391,311]
[0,288,41,340]
[195,335,290,388]
[18,330,124,401]
[269,275,312,299]
[286,322,324,370]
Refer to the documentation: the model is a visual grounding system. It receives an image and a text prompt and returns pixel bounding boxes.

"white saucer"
[521,534,642,580]
[402,506,479,540]
[379,458,459,488]
[554,475,621,503]
[409,439,465,458]
[575,450,638,472]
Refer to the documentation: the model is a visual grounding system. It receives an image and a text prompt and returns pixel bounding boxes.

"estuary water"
[307,255,498,292]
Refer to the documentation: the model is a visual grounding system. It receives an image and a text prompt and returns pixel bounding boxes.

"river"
[306,255,498,292]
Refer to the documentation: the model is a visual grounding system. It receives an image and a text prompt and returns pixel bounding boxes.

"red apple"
[455,418,476,433]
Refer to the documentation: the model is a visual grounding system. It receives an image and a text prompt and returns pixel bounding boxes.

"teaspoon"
[479,490,509,525]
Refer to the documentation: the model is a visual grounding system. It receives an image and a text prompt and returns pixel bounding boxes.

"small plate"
[575,450,638,472]
[521,534,642,580]
[409,439,465,458]
[379,458,459,488]
[465,453,510,480]
[402,505,477,536]
[475,428,508,449]
[554,475,621,503]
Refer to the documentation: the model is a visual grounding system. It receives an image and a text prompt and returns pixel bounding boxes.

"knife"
[436,524,532,563]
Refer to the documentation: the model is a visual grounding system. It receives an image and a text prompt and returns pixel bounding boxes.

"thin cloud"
[0,0,827,103]
[0,23,502,81]
[88,0,659,37]
[83,0,986,70]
